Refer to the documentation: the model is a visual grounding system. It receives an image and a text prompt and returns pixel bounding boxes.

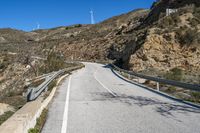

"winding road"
[42,62,200,133]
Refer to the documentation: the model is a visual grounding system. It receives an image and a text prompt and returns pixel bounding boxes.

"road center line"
[94,70,117,97]
[61,76,71,133]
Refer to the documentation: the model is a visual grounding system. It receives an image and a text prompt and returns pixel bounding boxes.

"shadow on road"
[118,94,200,117]
[92,92,200,118]
[96,65,200,118]
[101,64,200,108]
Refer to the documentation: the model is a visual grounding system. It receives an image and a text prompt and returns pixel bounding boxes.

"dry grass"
[0,111,14,126]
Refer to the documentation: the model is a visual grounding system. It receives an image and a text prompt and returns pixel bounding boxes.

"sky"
[0,0,155,31]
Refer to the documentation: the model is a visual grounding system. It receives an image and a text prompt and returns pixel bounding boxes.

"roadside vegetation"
[0,49,77,126]
[116,68,200,104]
[164,67,184,81]
[28,108,48,133]
[0,111,14,126]
[39,50,65,74]
[65,24,82,30]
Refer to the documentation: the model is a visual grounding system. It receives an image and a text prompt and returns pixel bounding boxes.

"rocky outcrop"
[129,34,200,74]
[127,0,200,83]
[143,0,200,26]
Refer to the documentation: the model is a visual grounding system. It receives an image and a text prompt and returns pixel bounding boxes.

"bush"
[65,24,82,30]
[176,27,199,46]
[189,18,200,26]
[28,128,39,133]
[73,24,82,28]
[166,86,177,93]
[191,92,200,100]
[39,50,65,74]
[164,67,184,81]
[65,27,70,30]
[158,13,181,29]
[158,16,175,28]
[0,64,5,69]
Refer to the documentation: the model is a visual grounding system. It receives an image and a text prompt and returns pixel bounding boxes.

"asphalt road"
[42,62,200,133]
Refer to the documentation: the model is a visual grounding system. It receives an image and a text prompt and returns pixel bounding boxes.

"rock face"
[117,0,200,74]
[128,0,200,83]
[129,34,200,73]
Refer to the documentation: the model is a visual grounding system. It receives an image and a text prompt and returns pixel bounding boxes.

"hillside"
[128,0,200,83]
[32,9,149,62]
[0,9,149,111]
[0,0,200,89]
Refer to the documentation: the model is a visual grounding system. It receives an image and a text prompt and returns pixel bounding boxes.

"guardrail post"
[157,82,160,91]
[128,74,131,79]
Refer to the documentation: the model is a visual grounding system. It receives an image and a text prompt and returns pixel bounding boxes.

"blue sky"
[0,0,155,31]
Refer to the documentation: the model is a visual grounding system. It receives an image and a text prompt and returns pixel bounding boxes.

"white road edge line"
[94,71,117,97]
[61,76,71,133]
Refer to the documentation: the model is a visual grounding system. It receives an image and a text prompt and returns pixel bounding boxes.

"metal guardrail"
[27,70,64,101]
[27,65,84,101]
[26,72,54,83]
[111,64,200,92]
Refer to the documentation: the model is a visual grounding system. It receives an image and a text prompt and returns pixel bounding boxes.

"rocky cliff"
[128,0,200,83]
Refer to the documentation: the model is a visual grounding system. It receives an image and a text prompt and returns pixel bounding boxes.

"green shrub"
[178,28,198,46]
[189,18,200,26]
[65,27,70,30]
[73,24,82,28]
[158,13,181,29]
[176,24,200,46]
[164,67,184,81]
[191,92,200,100]
[0,64,5,69]
[28,128,39,133]
[159,16,175,28]
[166,86,177,93]
[39,50,65,74]
[65,24,82,30]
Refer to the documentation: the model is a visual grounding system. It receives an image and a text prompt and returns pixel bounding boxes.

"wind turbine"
[90,10,95,24]
[37,22,40,29]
